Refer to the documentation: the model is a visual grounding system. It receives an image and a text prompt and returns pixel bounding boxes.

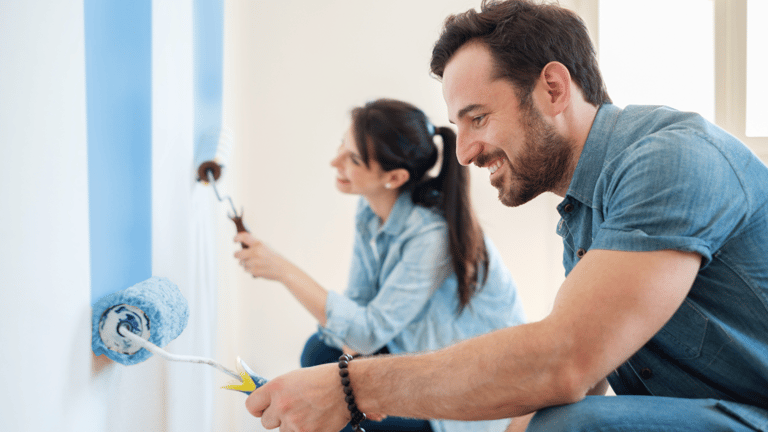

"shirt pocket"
[654,299,708,360]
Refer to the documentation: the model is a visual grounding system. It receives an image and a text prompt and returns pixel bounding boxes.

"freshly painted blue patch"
[194,0,224,155]
[84,0,152,303]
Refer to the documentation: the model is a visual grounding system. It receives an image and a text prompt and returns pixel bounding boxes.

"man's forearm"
[349,321,578,421]
[347,249,701,423]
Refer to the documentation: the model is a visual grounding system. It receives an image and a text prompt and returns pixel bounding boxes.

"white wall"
[0,1,105,430]
[0,1,214,431]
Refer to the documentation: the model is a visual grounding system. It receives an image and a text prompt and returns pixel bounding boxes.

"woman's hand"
[234,232,330,325]
[234,232,290,282]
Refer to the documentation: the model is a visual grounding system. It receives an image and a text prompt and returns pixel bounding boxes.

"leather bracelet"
[338,354,366,432]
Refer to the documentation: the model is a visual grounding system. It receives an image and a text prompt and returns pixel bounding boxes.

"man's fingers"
[246,386,284,430]
[260,409,281,430]
[245,386,270,418]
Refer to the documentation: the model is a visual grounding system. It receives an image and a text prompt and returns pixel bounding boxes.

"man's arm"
[246,249,701,430]
[502,377,609,432]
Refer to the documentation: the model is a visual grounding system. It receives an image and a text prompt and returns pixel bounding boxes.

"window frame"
[568,0,768,160]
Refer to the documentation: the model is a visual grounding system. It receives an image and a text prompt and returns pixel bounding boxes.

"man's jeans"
[528,396,768,431]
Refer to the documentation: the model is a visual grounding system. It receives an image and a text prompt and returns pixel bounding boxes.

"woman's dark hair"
[351,98,488,311]
[430,0,611,107]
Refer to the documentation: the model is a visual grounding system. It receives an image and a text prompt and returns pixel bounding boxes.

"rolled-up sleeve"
[592,134,748,267]
[321,290,364,349]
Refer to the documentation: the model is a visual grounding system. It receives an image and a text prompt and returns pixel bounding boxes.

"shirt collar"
[566,103,621,206]
[380,191,413,236]
[357,191,414,237]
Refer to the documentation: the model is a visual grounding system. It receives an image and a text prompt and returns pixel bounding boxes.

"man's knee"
[526,396,761,432]
[526,398,606,432]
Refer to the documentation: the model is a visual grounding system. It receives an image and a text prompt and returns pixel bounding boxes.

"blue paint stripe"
[194,0,224,158]
[85,0,153,303]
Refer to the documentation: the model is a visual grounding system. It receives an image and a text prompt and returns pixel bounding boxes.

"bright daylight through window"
[599,0,715,122]
[746,0,767,137]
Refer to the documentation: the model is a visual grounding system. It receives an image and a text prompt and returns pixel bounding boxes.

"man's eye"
[472,115,486,126]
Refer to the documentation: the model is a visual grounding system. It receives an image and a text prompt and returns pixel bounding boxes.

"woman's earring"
[385,183,392,189]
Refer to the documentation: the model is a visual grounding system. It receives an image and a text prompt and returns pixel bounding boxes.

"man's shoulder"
[608,105,736,165]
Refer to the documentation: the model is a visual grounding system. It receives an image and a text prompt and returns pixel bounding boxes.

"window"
[746,0,767,137]
[598,0,715,121]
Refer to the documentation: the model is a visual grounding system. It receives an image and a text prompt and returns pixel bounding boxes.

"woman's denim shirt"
[558,104,768,427]
[321,192,526,432]
[322,192,525,354]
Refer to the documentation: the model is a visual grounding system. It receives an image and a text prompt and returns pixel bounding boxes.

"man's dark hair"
[430,0,611,107]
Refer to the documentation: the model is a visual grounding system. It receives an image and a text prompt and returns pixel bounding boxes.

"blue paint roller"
[92,276,266,393]
[195,127,250,248]
[92,276,188,365]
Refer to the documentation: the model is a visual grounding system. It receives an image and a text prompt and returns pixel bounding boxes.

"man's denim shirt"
[558,103,768,428]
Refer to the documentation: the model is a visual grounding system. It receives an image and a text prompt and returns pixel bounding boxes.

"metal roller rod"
[206,170,240,217]
[118,324,240,380]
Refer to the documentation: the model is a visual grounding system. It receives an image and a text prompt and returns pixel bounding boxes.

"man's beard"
[483,104,574,207]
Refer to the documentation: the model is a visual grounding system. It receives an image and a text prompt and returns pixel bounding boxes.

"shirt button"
[640,368,653,379]
[577,248,587,258]
[564,203,574,213]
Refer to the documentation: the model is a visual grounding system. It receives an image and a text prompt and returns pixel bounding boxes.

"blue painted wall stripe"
[85,0,153,303]
[194,0,224,156]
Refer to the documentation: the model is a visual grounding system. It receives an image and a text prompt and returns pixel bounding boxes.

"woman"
[235,98,526,432]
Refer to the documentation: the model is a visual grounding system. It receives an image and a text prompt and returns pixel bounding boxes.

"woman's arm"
[234,223,450,355]
[323,226,451,354]
[235,232,328,325]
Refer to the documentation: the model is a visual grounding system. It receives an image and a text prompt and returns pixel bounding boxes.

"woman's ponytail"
[353,99,488,312]
[416,126,488,311]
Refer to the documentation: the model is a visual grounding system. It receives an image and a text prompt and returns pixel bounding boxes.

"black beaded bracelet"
[338,354,366,432]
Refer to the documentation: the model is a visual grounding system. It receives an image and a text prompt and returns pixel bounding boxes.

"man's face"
[442,41,573,207]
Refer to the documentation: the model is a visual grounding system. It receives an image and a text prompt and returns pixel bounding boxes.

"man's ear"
[386,168,410,190]
[534,61,572,116]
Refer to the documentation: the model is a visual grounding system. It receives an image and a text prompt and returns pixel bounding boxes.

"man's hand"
[245,363,351,431]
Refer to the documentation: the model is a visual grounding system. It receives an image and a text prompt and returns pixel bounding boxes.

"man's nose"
[456,129,482,166]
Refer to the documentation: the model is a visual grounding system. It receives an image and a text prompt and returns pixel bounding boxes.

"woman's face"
[330,125,389,197]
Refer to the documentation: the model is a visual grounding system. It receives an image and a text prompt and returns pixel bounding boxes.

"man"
[246,1,768,431]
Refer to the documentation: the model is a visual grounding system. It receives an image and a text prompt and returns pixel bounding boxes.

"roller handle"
[240,373,269,395]
[231,215,249,249]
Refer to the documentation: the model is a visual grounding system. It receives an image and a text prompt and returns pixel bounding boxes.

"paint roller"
[92,276,266,394]
[195,127,249,248]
